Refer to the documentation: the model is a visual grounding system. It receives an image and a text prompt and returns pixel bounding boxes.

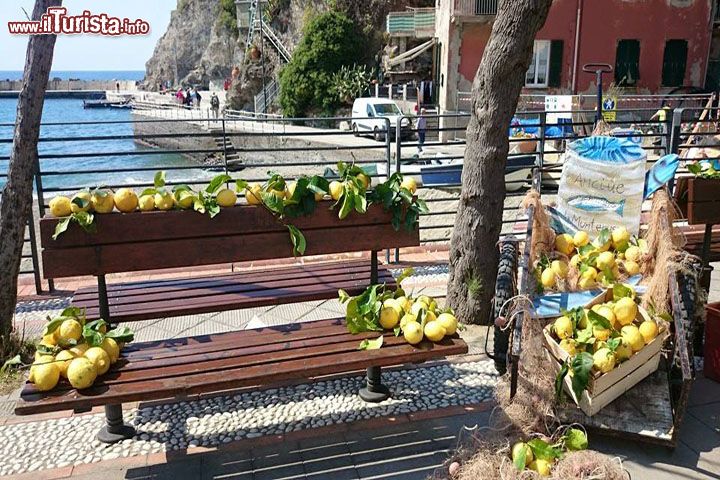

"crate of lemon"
[543,285,669,416]
[28,309,134,393]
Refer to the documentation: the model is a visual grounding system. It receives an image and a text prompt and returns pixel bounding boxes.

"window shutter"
[662,40,688,87]
[548,40,564,88]
[615,40,640,85]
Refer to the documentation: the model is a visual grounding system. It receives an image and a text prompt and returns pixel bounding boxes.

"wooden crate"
[674,176,720,225]
[543,290,669,416]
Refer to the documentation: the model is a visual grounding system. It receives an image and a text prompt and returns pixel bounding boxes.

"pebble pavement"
[0,360,497,476]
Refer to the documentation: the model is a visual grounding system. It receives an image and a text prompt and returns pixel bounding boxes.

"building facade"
[435,0,715,113]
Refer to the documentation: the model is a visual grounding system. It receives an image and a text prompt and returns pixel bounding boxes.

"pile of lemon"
[29,316,127,393]
[376,294,459,345]
[550,293,661,375]
[539,226,649,291]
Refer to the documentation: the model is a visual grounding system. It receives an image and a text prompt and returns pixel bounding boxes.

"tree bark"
[0,0,62,339]
[447,0,552,324]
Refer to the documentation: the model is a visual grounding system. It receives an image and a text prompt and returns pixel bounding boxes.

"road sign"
[602,96,617,121]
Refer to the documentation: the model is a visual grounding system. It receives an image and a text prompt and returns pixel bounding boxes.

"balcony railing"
[455,0,498,16]
[386,8,436,37]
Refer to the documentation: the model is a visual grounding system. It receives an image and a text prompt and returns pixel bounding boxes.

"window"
[662,40,688,87]
[548,40,564,88]
[526,40,550,87]
[615,39,640,85]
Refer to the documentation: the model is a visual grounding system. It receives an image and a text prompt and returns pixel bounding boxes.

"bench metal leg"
[359,366,390,402]
[97,404,136,444]
[97,274,111,325]
[370,250,378,284]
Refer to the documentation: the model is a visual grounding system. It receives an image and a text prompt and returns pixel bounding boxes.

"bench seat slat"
[16,320,468,415]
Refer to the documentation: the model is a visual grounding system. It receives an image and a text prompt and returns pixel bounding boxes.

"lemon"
[216,188,237,207]
[71,191,93,213]
[245,183,263,205]
[570,254,582,267]
[595,306,616,328]
[154,191,174,211]
[175,191,195,209]
[395,296,412,313]
[423,321,446,342]
[553,316,573,339]
[593,237,611,252]
[621,325,645,352]
[529,458,552,476]
[400,176,417,194]
[581,266,598,280]
[638,238,649,253]
[32,362,60,391]
[573,230,590,247]
[554,233,575,256]
[41,332,58,346]
[269,188,285,201]
[49,196,73,217]
[416,295,433,307]
[329,181,344,200]
[114,188,138,213]
[285,181,297,199]
[423,310,437,323]
[578,309,590,329]
[578,276,596,290]
[58,319,82,343]
[511,442,533,467]
[593,347,616,373]
[67,357,98,390]
[625,245,641,263]
[437,313,458,335]
[593,326,611,341]
[613,297,637,326]
[54,349,76,378]
[30,354,56,383]
[138,194,155,211]
[615,338,633,361]
[101,337,121,364]
[612,227,631,248]
[383,298,403,316]
[403,321,424,345]
[428,299,438,312]
[623,260,640,276]
[91,190,115,213]
[69,343,90,357]
[400,313,417,329]
[540,267,556,288]
[596,251,615,271]
[379,306,400,329]
[559,338,578,356]
[85,346,111,375]
[410,301,426,317]
[357,173,371,190]
[639,321,659,344]
[551,260,569,279]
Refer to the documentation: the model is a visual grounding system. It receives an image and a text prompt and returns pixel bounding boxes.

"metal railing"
[386,8,436,37]
[1,104,713,294]
[455,0,498,16]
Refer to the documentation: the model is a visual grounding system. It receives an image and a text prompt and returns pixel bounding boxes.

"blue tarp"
[510,117,575,139]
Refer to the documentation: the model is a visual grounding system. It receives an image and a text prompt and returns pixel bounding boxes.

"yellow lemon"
[595,306,616,328]
[593,348,616,373]
[615,338,633,361]
[578,276,596,290]
[382,298,403,316]
[416,295,433,307]
[638,238,649,253]
[613,297,637,327]
[285,181,296,199]
[423,321,446,342]
[511,442,533,467]
[269,188,285,201]
[30,354,55,383]
[101,337,121,364]
[395,296,412,313]
[58,319,82,343]
[639,321,659,344]
[540,267,556,288]
[154,191,174,210]
[216,188,237,207]
[91,190,115,213]
[593,326,611,341]
[410,301,427,318]
[578,309,590,329]
[114,188,138,213]
[69,343,90,357]
[54,349,76,378]
[175,191,195,209]
[400,313,417,329]
[625,245,641,263]
[553,316,573,339]
[596,251,615,271]
[559,338,578,356]
[581,266,598,280]
[379,306,400,329]
[400,176,417,194]
[554,233,575,256]
[41,333,57,346]
[138,194,155,211]
[67,357,97,390]
[621,325,645,352]
[551,260,569,279]
[32,362,60,391]
[570,254,582,268]
[612,226,631,248]
[573,230,590,247]
[329,181,344,200]
[437,313,458,335]
[593,236,611,252]
[70,191,93,213]
[85,347,111,375]
[423,310,437,323]
[624,260,640,276]
[403,321,424,345]
[244,183,263,205]
[357,173,371,190]
[529,459,553,476]
[49,196,73,217]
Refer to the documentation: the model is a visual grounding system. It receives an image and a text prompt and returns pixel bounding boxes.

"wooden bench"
[22,201,468,443]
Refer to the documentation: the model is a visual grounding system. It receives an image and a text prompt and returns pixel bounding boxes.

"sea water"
[0,70,145,81]
[0,97,212,194]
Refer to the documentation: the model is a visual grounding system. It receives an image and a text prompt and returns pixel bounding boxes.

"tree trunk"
[447,0,552,325]
[0,0,62,339]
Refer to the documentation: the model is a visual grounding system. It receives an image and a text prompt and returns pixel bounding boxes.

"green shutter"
[615,40,640,86]
[548,40,564,88]
[662,40,688,87]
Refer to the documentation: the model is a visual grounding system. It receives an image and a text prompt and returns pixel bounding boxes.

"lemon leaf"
[394,327,401,337]
[612,283,634,300]
[106,326,135,343]
[154,170,166,188]
[338,190,354,219]
[52,217,71,240]
[606,337,621,352]
[338,289,350,303]
[527,438,563,461]
[555,361,569,401]
[287,225,306,256]
[396,267,415,285]
[235,179,248,191]
[42,318,64,336]
[82,327,103,347]
[358,335,383,350]
[0,355,22,375]
[206,174,232,194]
[587,310,612,330]
[570,351,594,399]
[513,446,527,471]
[564,428,588,451]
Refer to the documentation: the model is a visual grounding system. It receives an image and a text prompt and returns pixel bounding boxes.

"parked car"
[351,97,414,142]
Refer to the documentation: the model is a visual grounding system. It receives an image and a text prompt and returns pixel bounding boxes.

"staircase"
[254,79,279,114]
[209,129,244,171]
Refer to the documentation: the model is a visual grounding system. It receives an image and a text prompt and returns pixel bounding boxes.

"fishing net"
[520,189,555,265]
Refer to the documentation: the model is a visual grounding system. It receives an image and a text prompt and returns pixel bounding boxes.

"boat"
[83,98,132,109]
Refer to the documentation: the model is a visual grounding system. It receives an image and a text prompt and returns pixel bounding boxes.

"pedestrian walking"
[417,108,427,154]
[210,93,220,119]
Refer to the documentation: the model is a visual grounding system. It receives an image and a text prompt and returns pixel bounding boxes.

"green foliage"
[264,0,290,22]
[219,0,239,37]
[279,11,364,117]
[330,64,372,105]
[688,160,720,178]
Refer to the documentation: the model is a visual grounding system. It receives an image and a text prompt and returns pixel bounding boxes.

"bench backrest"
[39,201,420,278]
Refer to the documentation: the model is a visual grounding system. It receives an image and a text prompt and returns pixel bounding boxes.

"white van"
[351,98,413,142]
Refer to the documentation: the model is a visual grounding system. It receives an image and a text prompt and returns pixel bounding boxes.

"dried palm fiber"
[640,188,686,311]
[591,120,613,136]
[521,189,555,263]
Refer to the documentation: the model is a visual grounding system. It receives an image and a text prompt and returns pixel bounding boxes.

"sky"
[0,0,177,71]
